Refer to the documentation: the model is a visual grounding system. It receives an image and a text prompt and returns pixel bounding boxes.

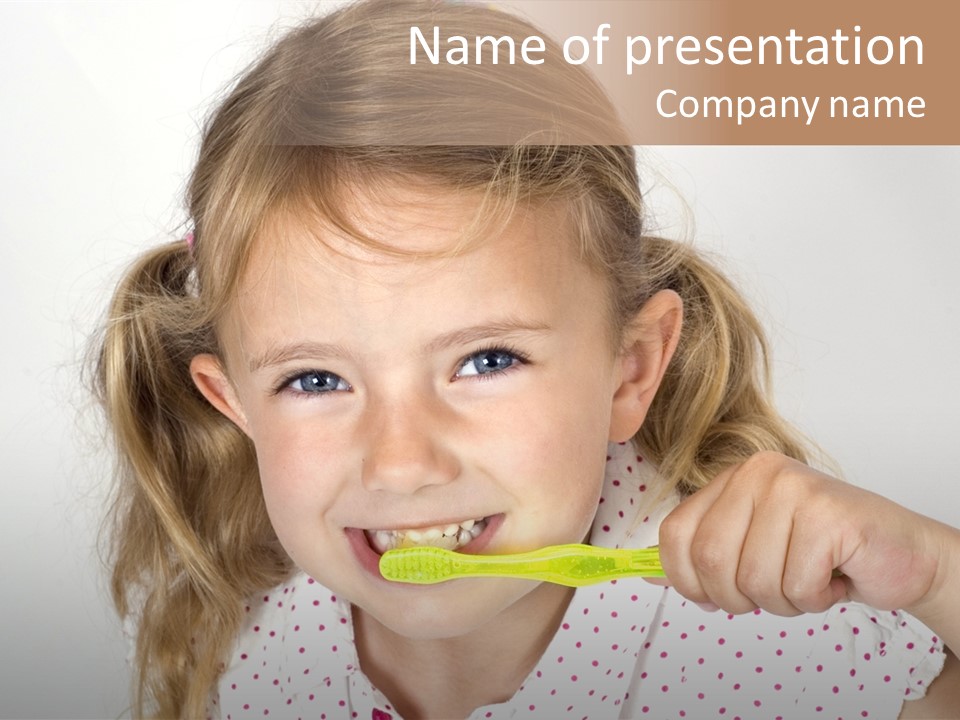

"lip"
[346,513,505,583]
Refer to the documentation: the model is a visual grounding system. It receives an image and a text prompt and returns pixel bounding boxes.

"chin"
[360,579,532,640]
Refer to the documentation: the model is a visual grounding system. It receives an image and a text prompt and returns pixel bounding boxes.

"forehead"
[241,183,577,294]
[221,183,611,358]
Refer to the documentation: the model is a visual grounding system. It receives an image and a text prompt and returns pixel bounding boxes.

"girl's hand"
[655,451,960,717]
[656,452,958,629]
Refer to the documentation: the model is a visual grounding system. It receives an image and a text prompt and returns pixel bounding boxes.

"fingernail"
[695,601,720,613]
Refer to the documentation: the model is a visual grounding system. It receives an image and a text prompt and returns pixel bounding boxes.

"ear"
[190,353,251,436]
[608,289,683,443]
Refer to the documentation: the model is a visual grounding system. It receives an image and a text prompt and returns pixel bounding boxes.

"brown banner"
[278,0,958,145]
[497,0,955,143]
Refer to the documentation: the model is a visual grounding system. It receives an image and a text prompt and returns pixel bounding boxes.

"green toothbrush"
[379,543,665,587]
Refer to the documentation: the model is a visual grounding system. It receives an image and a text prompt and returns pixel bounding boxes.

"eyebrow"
[423,319,552,354]
[248,318,553,373]
[248,341,355,373]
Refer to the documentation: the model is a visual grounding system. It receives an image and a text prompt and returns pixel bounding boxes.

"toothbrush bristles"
[380,546,454,584]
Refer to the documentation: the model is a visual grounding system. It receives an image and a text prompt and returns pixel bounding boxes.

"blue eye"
[286,370,351,395]
[457,347,526,378]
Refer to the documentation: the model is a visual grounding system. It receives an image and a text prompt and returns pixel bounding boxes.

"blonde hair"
[92,1,808,717]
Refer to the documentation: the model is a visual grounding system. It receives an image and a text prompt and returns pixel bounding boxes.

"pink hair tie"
[184,231,195,251]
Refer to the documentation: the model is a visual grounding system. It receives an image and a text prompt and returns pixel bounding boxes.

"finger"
[782,510,848,614]
[657,469,733,605]
[659,465,759,614]
[737,506,803,617]
[688,472,758,615]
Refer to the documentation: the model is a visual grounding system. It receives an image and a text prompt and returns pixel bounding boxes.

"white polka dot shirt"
[208,443,945,719]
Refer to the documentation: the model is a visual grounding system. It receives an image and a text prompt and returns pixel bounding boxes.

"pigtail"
[634,236,811,496]
[95,241,289,718]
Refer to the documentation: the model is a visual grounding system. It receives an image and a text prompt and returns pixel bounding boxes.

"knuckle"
[743,450,787,473]
[721,598,759,616]
[657,511,687,547]
[735,563,769,602]
[691,541,728,577]
[726,451,788,492]
[781,578,829,613]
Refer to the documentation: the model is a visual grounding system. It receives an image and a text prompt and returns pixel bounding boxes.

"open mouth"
[364,516,489,554]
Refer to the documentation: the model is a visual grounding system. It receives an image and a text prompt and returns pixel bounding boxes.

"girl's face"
[194,185,650,639]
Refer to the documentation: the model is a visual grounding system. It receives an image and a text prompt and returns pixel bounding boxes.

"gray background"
[2,2,958,718]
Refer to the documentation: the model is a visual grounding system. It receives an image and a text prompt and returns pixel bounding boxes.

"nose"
[359,394,461,494]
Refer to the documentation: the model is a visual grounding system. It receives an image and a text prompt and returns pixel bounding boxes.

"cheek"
[493,381,612,530]
[249,416,348,524]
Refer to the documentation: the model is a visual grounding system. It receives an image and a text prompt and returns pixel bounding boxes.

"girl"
[92,1,959,718]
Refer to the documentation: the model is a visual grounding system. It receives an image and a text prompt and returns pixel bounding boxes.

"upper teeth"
[366,517,487,554]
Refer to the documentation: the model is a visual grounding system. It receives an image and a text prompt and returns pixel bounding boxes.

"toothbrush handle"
[453,544,664,587]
